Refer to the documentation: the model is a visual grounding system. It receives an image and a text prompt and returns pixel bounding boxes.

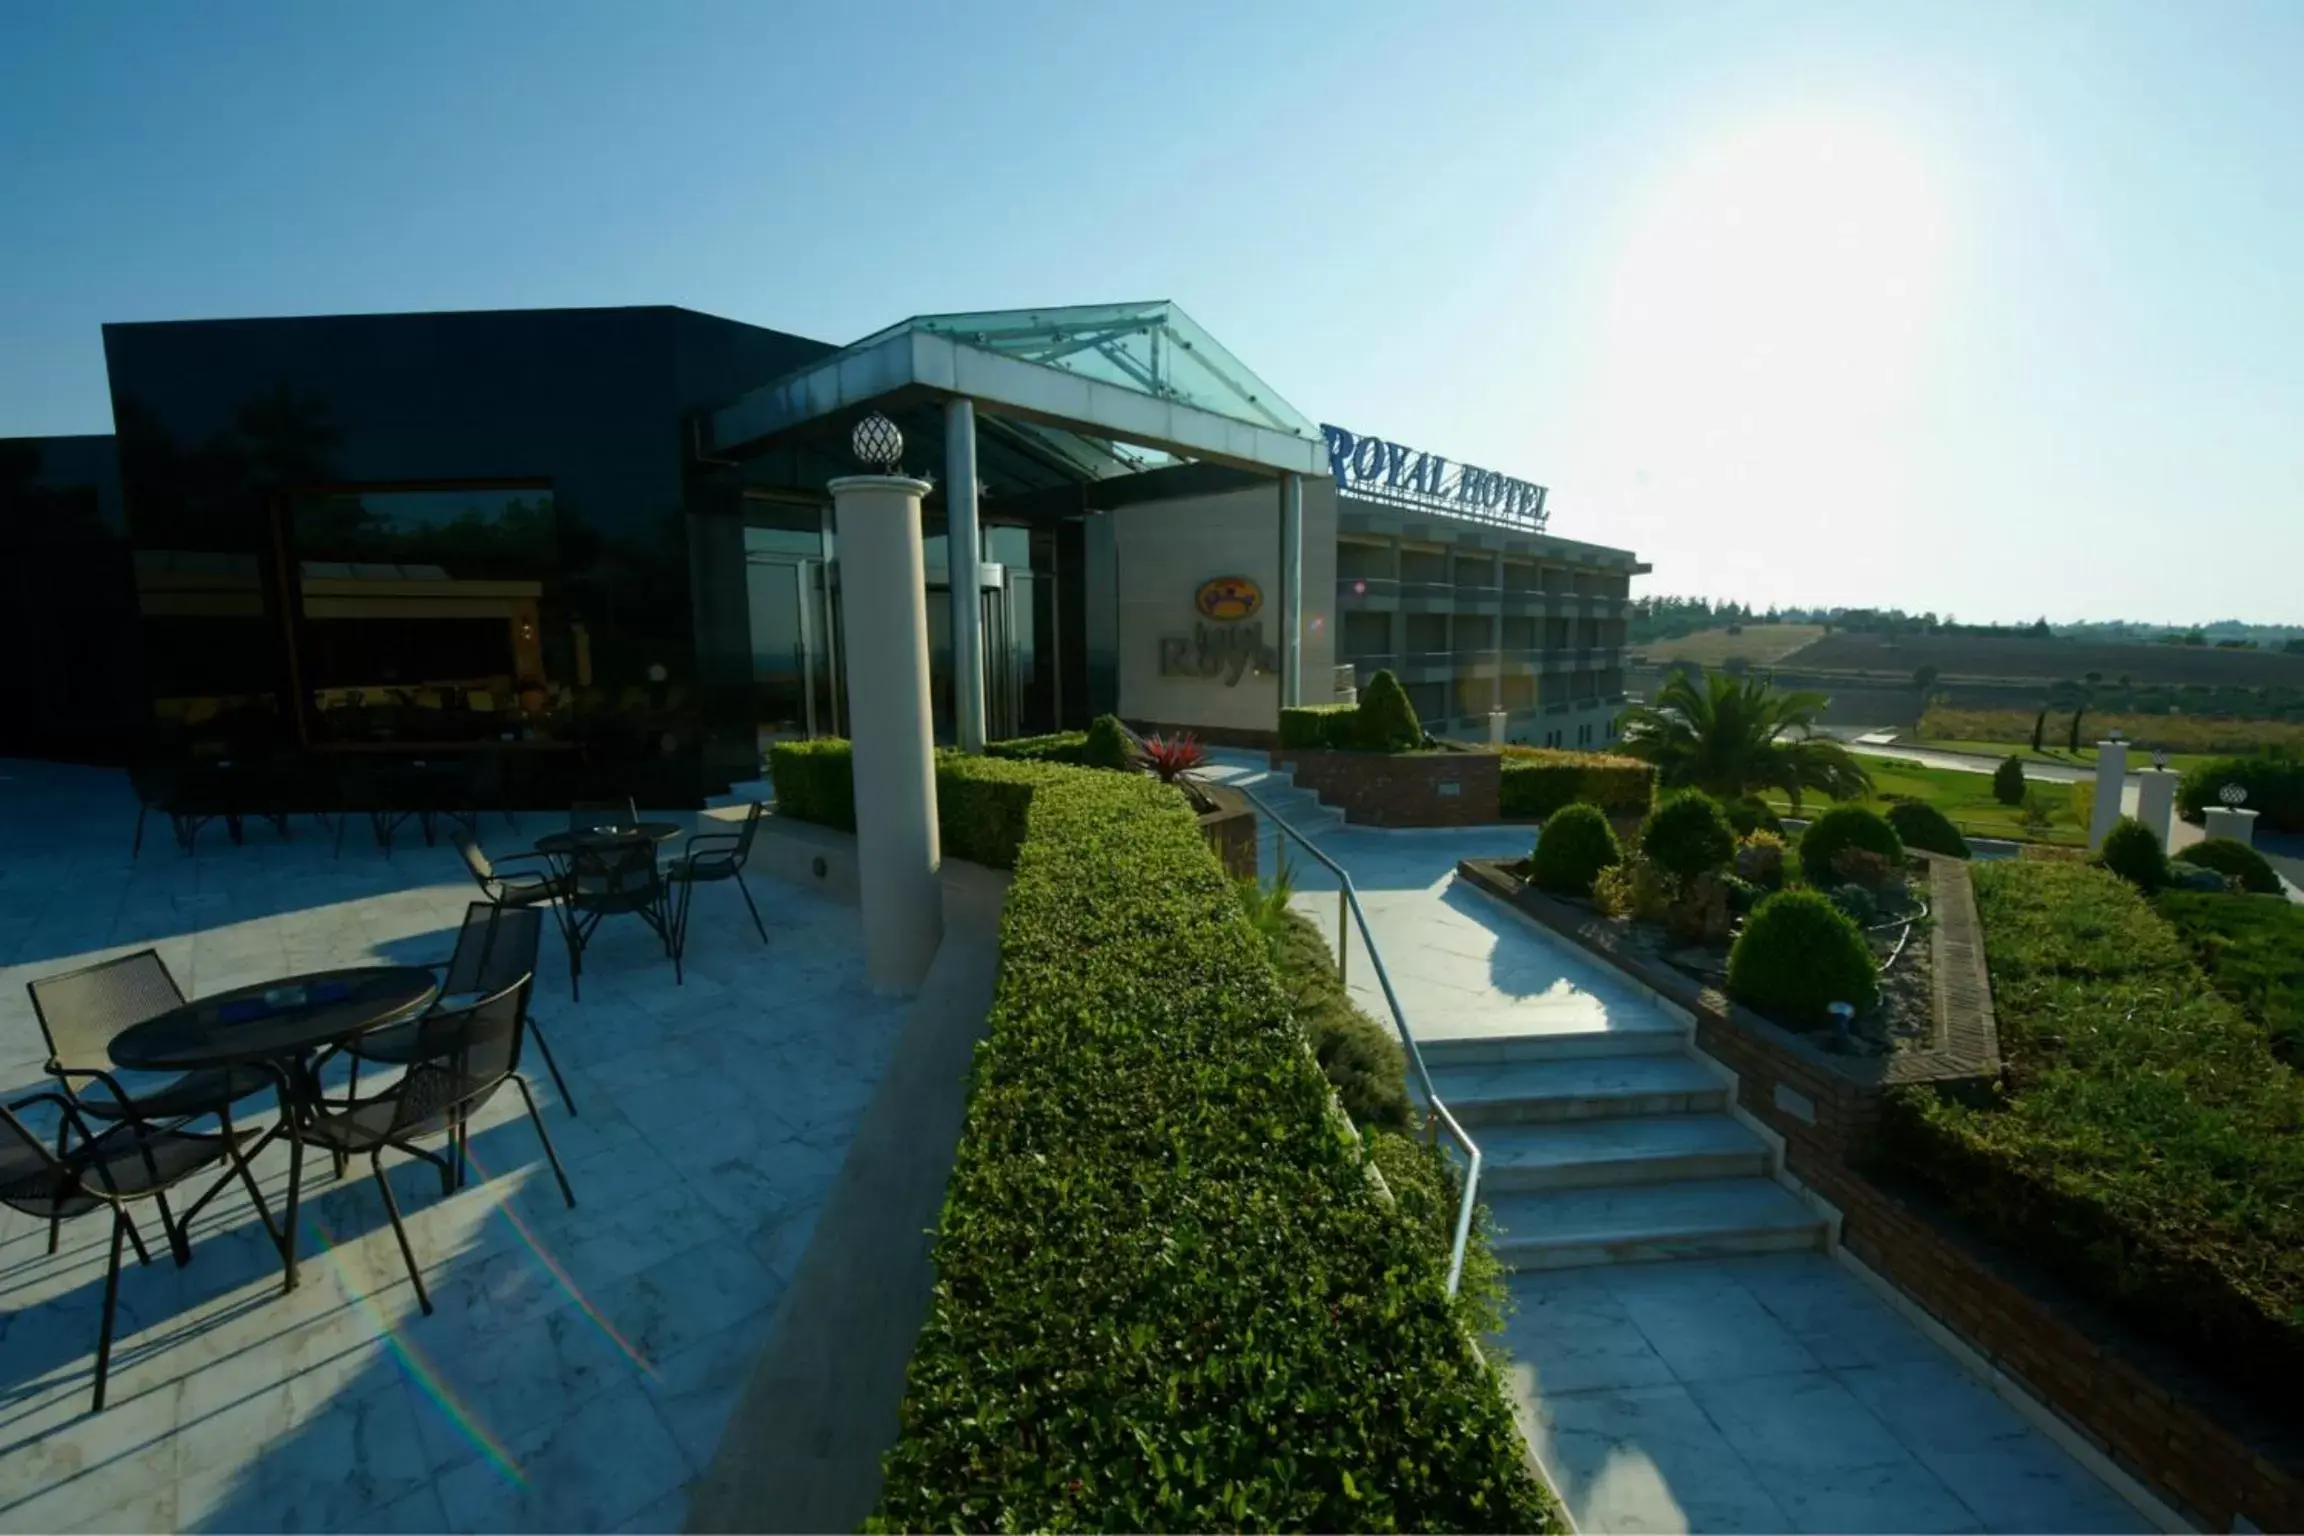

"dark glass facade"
[99,306,832,803]
[0,434,145,763]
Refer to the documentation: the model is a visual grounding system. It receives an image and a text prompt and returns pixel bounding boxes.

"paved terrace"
[0,760,907,1533]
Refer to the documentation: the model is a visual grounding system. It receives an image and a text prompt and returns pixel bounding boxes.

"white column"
[830,473,943,995]
[2134,769,2179,847]
[1488,710,1508,747]
[944,398,986,754]
[2088,739,2128,851]
[2205,805,2260,847]
[1279,472,1303,707]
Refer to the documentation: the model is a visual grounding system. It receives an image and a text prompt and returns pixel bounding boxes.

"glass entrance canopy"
[704,300,1326,483]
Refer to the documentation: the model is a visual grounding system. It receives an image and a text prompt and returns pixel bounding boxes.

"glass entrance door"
[747,555,837,745]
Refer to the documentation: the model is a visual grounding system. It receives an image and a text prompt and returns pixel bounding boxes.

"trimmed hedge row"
[1878,862,2304,1419]
[767,739,1071,870]
[2178,756,2304,833]
[1497,747,1657,819]
[868,768,1553,1531]
[983,730,1091,765]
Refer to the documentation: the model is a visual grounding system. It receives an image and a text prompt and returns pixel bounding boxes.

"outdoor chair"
[127,756,189,859]
[668,801,770,967]
[333,757,414,857]
[337,902,577,1116]
[2,1092,279,1410]
[461,748,518,835]
[563,836,673,998]
[294,976,574,1315]
[27,950,275,1253]
[452,827,569,912]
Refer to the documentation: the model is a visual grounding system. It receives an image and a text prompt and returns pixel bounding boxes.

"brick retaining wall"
[1271,747,1501,827]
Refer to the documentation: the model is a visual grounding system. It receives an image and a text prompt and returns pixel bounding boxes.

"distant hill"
[1633,624,1824,669]
[1781,631,2304,689]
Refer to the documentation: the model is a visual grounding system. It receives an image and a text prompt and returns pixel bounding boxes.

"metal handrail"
[1232,781,1483,1296]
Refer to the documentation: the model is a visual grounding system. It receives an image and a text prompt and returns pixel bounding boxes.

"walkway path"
[1202,751,2156,1534]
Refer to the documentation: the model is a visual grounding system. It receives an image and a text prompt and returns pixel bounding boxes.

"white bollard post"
[2134,769,2179,849]
[2204,805,2260,848]
[1488,710,1508,747]
[2088,740,2128,851]
[831,460,943,995]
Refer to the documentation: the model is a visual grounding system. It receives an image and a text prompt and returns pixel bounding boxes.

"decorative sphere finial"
[2219,783,2248,808]
[2152,750,2170,770]
[851,412,904,475]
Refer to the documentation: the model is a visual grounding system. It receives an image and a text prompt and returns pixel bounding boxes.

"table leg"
[268,1062,310,1293]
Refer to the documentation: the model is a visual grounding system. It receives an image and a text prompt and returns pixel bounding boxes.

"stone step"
[1476,1114,1769,1192]
[1420,1022,1686,1067]
[1485,1177,1826,1270]
[1429,1053,1729,1127]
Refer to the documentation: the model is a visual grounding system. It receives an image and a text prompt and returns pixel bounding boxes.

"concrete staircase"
[1207,747,1828,1274]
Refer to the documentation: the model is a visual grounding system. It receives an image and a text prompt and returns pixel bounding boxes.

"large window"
[285,484,560,746]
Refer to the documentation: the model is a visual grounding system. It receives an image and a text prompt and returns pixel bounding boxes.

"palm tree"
[1616,671,1873,808]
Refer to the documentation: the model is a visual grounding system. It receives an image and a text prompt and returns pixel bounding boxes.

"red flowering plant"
[1142,731,1207,784]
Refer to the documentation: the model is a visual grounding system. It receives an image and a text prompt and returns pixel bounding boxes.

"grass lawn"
[1636,622,1823,669]
[1915,737,2220,774]
[1761,757,2088,845]
[2154,890,2304,1068]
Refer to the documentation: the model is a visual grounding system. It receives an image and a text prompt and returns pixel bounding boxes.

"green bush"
[1355,668,1424,752]
[1264,910,1410,1129]
[1497,748,1657,819]
[2096,816,2168,892]
[1724,793,1784,837]
[1280,703,1358,751]
[1992,754,2028,806]
[1797,805,1904,883]
[984,730,1090,766]
[1529,803,1621,897]
[2172,837,2282,895]
[767,738,856,830]
[2155,888,2304,1066]
[1726,888,1880,1028]
[2177,756,2304,833]
[1884,799,1971,858]
[1083,713,1133,771]
[867,768,1554,1532]
[1879,862,2304,1420]
[1640,790,1737,883]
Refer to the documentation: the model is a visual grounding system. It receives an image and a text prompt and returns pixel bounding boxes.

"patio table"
[110,965,440,1290]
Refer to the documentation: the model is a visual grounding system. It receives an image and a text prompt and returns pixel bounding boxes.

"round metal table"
[531,821,684,860]
[112,964,441,1289]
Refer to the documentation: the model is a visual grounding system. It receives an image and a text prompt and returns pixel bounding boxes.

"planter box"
[1195,781,1258,880]
[1270,746,1500,827]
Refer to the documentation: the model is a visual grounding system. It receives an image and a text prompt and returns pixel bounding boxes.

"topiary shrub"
[1279,704,1357,752]
[1993,754,2027,806]
[1355,669,1424,752]
[1529,802,1621,897]
[1798,805,1904,885]
[1083,713,1132,771]
[1724,794,1784,837]
[2096,816,2168,893]
[1727,888,1880,1028]
[1885,799,1971,858]
[1497,747,1657,818]
[1640,789,1737,883]
[1735,831,1786,890]
[2172,837,2282,895]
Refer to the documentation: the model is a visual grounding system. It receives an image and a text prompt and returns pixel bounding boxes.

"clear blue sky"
[4,1,2298,625]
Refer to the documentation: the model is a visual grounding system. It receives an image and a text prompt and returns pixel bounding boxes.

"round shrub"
[1083,713,1132,771]
[2172,837,2281,895]
[1727,888,1880,1028]
[1641,790,1738,883]
[2096,816,2168,893]
[1884,799,1971,858]
[1992,754,2027,806]
[1530,803,1621,897]
[1734,831,1786,891]
[1355,669,1424,752]
[1798,806,1904,886]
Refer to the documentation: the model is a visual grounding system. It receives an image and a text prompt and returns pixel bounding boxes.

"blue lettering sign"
[1316,423,1550,531]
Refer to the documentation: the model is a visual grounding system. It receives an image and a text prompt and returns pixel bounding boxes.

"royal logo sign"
[1320,423,1549,531]
[1193,574,1262,622]
[1161,575,1275,686]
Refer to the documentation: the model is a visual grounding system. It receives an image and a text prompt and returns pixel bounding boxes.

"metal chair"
[26,951,275,1253]
[2,1093,279,1410]
[333,757,410,857]
[668,802,770,968]
[340,903,577,1116]
[294,976,574,1315]
[562,837,673,998]
[452,827,568,912]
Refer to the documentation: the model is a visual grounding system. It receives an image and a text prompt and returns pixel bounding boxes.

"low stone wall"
[1458,855,2303,1534]
[1196,783,1258,881]
[1273,747,1501,827]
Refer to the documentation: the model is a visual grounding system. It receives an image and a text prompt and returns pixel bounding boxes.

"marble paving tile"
[1521,1382,1792,1535]
[175,1374,434,1534]
[639,1308,779,1474]
[1499,1272,1678,1396]
[1722,1253,1945,1370]
[1604,1261,1827,1383]
[436,1381,692,1534]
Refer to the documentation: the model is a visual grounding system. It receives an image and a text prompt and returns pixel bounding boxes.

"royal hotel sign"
[1321,423,1549,532]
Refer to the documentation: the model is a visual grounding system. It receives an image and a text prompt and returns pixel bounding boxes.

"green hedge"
[1878,862,2304,1420]
[1280,703,1359,751]
[984,730,1091,766]
[2155,888,2304,1068]
[768,740,1072,870]
[868,769,1553,1531]
[2177,756,2304,833]
[2172,837,2282,895]
[1497,747,1657,819]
